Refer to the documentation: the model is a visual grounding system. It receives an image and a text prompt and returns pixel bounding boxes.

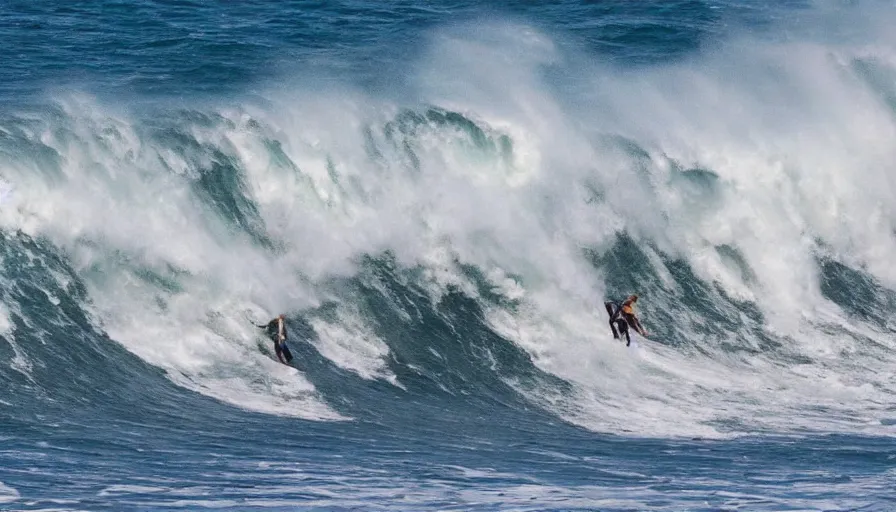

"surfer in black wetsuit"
[604,294,647,346]
[256,314,293,364]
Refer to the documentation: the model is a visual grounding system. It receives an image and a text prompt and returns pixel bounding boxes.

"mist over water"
[2,1,896,510]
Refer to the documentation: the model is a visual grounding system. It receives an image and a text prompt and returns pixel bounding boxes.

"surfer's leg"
[281,343,294,363]
[274,341,286,364]
[615,319,630,346]
[623,313,641,338]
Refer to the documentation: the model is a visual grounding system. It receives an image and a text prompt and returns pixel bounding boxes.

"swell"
[2,6,896,435]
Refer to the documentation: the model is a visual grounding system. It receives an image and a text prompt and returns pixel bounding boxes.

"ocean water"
[1,0,895,510]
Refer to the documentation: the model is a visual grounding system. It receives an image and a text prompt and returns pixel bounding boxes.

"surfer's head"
[279,313,285,320]
[628,294,638,302]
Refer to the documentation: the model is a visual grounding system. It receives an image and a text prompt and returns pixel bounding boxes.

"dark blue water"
[2,1,896,510]
[0,0,801,100]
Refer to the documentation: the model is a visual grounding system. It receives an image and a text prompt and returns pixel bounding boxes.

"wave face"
[2,1,896,510]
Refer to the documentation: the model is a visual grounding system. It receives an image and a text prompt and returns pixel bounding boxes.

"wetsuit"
[262,318,292,363]
[605,301,632,346]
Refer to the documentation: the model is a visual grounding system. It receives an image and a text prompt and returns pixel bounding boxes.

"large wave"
[2,6,895,437]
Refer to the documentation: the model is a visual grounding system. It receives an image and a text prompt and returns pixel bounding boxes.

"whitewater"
[1,1,895,510]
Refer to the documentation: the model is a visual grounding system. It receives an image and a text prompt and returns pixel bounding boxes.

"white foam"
[0,481,20,504]
[98,485,166,496]
[308,306,397,384]
[0,300,13,336]
[0,179,14,205]
[0,97,346,420]
[388,13,896,437]
[2,6,895,435]
[0,299,32,378]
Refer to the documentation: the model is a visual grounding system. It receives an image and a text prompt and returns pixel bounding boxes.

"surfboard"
[603,301,617,318]
[604,301,621,339]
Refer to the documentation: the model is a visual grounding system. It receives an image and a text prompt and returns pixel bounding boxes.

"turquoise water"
[1,1,895,510]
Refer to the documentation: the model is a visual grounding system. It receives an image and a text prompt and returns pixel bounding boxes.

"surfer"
[604,294,647,346]
[256,314,293,364]
[620,294,647,338]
